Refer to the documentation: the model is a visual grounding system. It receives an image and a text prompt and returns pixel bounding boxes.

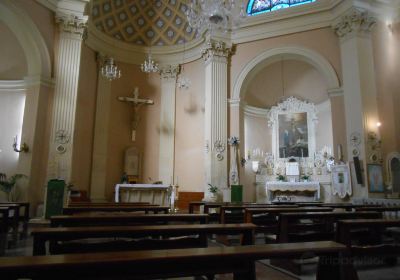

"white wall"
[0,91,26,176]
[316,99,334,152]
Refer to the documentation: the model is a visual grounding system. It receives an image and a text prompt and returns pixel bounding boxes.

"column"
[333,7,378,197]
[158,65,179,185]
[202,38,232,198]
[47,6,87,182]
[90,54,112,201]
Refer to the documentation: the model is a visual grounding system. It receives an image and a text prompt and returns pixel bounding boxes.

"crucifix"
[118,87,154,141]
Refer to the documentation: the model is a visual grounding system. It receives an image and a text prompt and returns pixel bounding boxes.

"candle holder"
[12,136,29,153]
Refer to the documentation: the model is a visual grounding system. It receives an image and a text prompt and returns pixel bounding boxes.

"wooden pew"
[0,204,20,247]
[0,207,10,256]
[67,202,151,207]
[0,202,29,239]
[337,218,400,252]
[62,205,170,215]
[354,206,400,218]
[244,207,334,238]
[51,213,209,227]
[220,204,299,224]
[31,223,257,255]
[0,241,354,280]
[278,211,383,243]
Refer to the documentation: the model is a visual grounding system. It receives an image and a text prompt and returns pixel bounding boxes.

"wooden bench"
[354,206,400,218]
[31,223,257,255]
[51,213,209,227]
[0,207,11,256]
[244,207,334,238]
[62,205,170,215]
[220,204,299,224]
[0,204,20,247]
[67,202,151,207]
[0,202,29,239]
[0,241,354,280]
[278,211,383,243]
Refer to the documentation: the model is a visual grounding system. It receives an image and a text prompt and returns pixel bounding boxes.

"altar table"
[265,181,320,202]
[115,184,172,206]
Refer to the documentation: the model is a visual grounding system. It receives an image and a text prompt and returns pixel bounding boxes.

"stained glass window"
[247,0,316,15]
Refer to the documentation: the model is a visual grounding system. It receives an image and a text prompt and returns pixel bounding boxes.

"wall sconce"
[376,122,382,128]
[252,161,260,174]
[13,135,29,153]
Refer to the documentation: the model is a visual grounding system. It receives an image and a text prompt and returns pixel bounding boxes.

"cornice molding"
[0,76,55,92]
[243,104,269,118]
[327,87,344,97]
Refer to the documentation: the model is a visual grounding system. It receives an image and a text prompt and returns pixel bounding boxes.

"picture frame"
[331,164,352,198]
[367,164,384,193]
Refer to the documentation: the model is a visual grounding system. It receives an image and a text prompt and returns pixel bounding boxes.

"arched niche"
[387,152,400,194]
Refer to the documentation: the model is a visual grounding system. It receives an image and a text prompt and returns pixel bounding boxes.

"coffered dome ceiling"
[91,0,199,47]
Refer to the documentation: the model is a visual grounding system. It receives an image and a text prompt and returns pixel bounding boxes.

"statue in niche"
[118,87,154,141]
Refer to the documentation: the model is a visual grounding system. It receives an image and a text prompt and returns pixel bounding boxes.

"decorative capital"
[56,13,88,36]
[159,65,180,80]
[201,39,232,63]
[332,8,376,39]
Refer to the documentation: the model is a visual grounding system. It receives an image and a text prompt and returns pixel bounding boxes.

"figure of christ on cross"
[118,87,154,141]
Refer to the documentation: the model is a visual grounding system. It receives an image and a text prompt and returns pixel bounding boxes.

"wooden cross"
[118,87,154,141]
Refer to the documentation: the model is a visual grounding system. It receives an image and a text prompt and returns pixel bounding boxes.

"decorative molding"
[201,39,232,63]
[332,8,376,39]
[267,97,318,161]
[159,65,180,80]
[56,13,88,36]
[0,0,51,77]
[0,77,54,92]
[228,98,241,107]
[243,105,269,118]
[327,87,344,97]
[232,46,340,101]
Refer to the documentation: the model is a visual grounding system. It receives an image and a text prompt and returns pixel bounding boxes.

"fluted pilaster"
[47,10,87,182]
[158,65,179,184]
[202,39,232,197]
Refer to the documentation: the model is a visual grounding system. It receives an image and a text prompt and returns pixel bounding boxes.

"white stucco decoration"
[267,96,318,162]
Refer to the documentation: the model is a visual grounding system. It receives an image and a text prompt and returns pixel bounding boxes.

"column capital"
[159,65,180,80]
[55,13,88,36]
[201,39,232,63]
[332,8,376,39]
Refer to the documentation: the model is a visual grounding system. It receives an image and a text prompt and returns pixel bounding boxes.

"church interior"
[0,0,400,279]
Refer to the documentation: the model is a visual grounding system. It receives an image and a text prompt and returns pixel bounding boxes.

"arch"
[386,152,400,191]
[0,0,51,78]
[232,46,340,101]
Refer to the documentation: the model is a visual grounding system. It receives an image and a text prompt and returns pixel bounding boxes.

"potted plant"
[0,173,27,201]
[301,175,310,182]
[276,175,286,182]
[208,183,218,202]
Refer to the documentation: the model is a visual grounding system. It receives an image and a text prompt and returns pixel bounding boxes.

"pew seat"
[0,241,353,280]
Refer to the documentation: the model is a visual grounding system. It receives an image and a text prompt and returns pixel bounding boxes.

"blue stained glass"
[247,0,316,15]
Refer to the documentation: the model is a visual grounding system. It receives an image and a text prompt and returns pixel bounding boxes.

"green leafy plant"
[276,175,286,182]
[208,183,218,194]
[301,175,310,181]
[0,173,27,193]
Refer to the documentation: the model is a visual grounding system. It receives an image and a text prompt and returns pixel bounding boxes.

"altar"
[115,184,173,206]
[262,181,320,203]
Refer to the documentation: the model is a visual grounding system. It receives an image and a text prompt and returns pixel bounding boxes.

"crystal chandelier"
[185,0,247,34]
[141,52,159,73]
[101,57,121,81]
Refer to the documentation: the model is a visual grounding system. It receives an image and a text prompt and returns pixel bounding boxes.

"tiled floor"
[3,232,400,280]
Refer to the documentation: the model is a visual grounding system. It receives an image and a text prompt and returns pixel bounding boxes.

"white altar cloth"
[266,181,320,201]
[115,184,172,206]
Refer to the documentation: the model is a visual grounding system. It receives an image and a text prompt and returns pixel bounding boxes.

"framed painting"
[278,112,308,158]
[367,164,384,193]
[331,164,352,198]
[268,97,317,160]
